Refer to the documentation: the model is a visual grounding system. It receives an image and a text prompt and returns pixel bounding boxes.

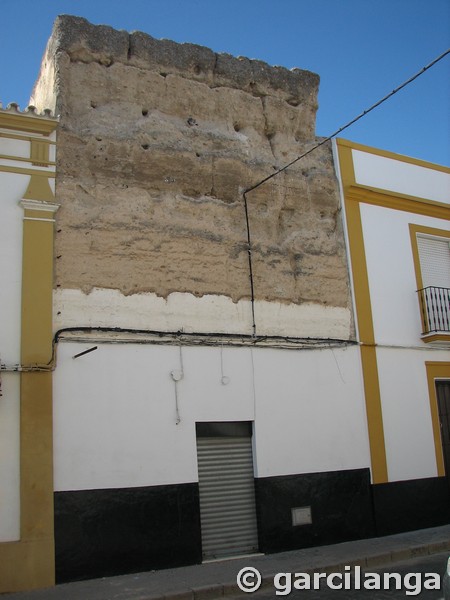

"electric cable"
[4,54,446,366]
[244,48,450,195]
[242,48,450,334]
[243,191,257,336]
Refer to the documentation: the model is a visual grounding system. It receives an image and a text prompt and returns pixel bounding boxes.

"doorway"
[436,381,450,483]
[196,422,259,560]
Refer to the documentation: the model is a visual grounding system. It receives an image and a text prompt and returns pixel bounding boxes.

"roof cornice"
[0,103,57,135]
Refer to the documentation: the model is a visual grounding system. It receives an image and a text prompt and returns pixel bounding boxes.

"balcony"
[417,286,450,342]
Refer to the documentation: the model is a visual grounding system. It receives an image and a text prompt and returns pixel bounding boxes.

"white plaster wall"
[54,288,352,340]
[0,171,27,362]
[0,165,29,542]
[353,150,450,205]
[0,374,20,541]
[376,347,449,481]
[359,201,449,482]
[360,203,449,346]
[53,341,369,492]
[53,342,255,491]
[252,344,370,478]
[0,137,29,160]
[48,140,56,163]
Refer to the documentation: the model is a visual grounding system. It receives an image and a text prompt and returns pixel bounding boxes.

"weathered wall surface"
[31,15,352,337]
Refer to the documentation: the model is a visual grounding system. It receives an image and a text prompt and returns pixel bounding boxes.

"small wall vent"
[291,506,312,527]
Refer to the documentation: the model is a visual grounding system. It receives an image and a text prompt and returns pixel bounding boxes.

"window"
[410,225,450,338]
[417,235,450,289]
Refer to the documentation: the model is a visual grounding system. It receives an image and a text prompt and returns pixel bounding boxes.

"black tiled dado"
[54,483,202,583]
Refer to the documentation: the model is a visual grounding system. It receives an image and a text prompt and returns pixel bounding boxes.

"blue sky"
[1,0,449,165]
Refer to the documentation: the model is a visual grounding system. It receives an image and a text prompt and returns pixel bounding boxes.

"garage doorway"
[196,422,258,560]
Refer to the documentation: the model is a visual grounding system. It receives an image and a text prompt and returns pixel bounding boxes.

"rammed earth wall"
[31,15,352,338]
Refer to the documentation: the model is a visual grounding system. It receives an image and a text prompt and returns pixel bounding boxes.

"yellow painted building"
[335,139,450,534]
[0,104,58,592]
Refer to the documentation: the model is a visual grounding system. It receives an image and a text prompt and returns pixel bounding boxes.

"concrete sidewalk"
[3,526,450,600]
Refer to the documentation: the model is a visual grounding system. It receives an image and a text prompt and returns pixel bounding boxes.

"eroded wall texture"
[31,15,352,338]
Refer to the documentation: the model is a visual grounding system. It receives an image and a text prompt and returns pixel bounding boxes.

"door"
[436,381,450,483]
[196,422,259,561]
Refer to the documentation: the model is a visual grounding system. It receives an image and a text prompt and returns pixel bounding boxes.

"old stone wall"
[31,15,352,338]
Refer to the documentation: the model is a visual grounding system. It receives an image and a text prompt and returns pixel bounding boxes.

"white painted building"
[51,301,372,582]
[0,104,58,592]
[334,138,450,535]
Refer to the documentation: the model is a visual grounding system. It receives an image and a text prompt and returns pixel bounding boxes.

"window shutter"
[417,236,450,289]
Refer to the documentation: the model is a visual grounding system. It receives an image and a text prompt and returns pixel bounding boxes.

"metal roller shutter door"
[197,436,258,560]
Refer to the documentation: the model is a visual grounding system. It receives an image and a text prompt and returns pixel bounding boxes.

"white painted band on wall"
[54,288,353,340]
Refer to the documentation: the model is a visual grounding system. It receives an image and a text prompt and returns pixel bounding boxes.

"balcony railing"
[417,286,450,334]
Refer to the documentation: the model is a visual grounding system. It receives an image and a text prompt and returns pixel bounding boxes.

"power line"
[242,48,450,336]
[244,48,450,195]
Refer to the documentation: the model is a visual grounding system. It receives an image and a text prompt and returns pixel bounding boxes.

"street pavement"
[2,525,450,600]
[219,552,449,599]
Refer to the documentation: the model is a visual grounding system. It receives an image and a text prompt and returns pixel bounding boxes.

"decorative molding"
[421,333,450,345]
[30,140,50,167]
[0,131,56,145]
[20,199,59,214]
[337,138,450,175]
[0,110,57,136]
[0,165,56,177]
[0,153,55,167]
[347,186,450,219]
[336,141,388,484]
[22,176,56,203]
[23,217,57,223]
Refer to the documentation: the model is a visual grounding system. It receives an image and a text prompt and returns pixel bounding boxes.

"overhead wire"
[4,52,447,367]
[244,48,450,195]
[242,48,450,335]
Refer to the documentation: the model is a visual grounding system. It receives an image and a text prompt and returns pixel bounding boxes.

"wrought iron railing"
[417,286,450,334]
